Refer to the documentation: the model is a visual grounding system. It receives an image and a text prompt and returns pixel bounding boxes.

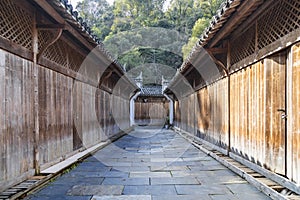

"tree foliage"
[76,0,114,40]
[75,0,224,81]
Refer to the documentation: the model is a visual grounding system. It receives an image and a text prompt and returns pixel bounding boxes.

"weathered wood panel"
[112,94,130,132]
[290,42,300,183]
[187,93,195,134]
[135,98,168,125]
[181,97,189,131]
[174,78,229,148]
[0,0,133,192]
[0,50,35,189]
[38,67,73,166]
[0,50,132,191]
[174,100,180,127]
[196,78,228,148]
[264,53,286,175]
[230,52,286,175]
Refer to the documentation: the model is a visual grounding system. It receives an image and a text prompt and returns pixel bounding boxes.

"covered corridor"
[1,0,300,199]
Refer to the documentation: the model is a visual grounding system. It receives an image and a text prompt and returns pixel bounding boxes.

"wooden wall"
[0,50,35,189]
[0,0,134,191]
[174,78,228,148]
[174,42,300,184]
[135,98,168,125]
[198,78,229,148]
[0,49,132,191]
[230,52,286,175]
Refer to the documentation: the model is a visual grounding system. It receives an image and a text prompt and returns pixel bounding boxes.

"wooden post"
[227,40,231,155]
[32,11,40,175]
[193,79,196,136]
[286,47,293,178]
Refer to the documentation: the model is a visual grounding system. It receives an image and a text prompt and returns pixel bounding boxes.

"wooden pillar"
[286,47,293,178]
[32,11,40,175]
[227,40,231,155]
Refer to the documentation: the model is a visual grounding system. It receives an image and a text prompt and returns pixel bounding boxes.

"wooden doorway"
[264,51,287,176]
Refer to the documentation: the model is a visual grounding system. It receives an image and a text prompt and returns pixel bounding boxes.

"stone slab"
[123,185,177,195]
[151,177,199,185]
[102,178,149,185]
[67,185,124,196]
[91,195,151,200]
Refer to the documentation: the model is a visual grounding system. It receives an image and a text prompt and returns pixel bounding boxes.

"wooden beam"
[0,36,33,61]
[32,0,96,51]
[31,0,65,24]
[64,24,96,51]
[206,48,227,55]
[209,0,264,48]
[207,51,228,76]
[36,24,65,30]
[100,84,113,94]
[59,33,89,57]
[38,57,99,88]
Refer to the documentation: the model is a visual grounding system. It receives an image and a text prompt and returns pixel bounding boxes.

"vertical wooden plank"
[221,78,229,149]
[38,67,45,164]
[291,42,300,183]
[260,60,266,168]
[74,81,83,148]
[32,10,40,174]
[68,76,73,151]
[0,50,6,182]
[25,58,34,172]
[229,73,234,152]
[5,53,12,178]
[248,63,255,163]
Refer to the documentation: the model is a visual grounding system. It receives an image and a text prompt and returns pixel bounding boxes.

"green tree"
[166,0,204,35]
[200,0,224,19]
[76,0,114,40]
[112,0,168,31]
[192,18,209,37]
[181,0,224,59]
[76,0,225,75]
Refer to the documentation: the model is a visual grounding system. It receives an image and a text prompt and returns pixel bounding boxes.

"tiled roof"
[139,85,164,97]
[181,0,265,72]
[48,0,123,71]
[181,0,242,72]
[167,0,265,93]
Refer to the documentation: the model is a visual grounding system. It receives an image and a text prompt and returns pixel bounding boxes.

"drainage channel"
[0,131,127,200]
[175,128,300,200]
[0,175,52,200]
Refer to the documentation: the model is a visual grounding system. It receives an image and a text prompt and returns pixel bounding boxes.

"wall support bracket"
[36,24,64,62]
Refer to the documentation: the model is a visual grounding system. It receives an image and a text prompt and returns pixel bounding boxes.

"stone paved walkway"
[26,127,270,200]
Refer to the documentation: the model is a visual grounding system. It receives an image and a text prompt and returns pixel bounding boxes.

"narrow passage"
[26,127,270,200]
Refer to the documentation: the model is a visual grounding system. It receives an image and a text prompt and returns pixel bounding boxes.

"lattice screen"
[230,0,300,65]
[38,30,54,53]
[230,24,256,65]
[0,0,85,70]
[0,0,33,50]
[257,0,300,49]
[42,38,85,71]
